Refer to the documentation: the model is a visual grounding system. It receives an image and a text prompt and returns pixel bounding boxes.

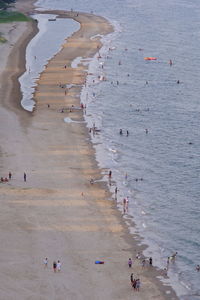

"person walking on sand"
[53,261,57,272]
[43,257,48,268]
[130,273,134,284]
[57,260,61,272]
[24,172,26,182]
[136,279,141,291]
[109,170,112,179]
[9,172,12,180]
[128,258,133,268]
[142,259,146,268]
[149,257,153,266]
[132,279,137,290]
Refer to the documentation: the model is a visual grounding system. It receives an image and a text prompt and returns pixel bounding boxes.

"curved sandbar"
[34,10,113,110]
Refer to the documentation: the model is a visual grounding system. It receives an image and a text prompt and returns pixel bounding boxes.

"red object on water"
[144,57,157,61]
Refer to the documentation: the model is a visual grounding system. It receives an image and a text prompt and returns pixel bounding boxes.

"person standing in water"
[115,187,118,198]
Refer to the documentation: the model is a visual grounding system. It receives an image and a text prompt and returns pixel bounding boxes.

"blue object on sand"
[95,261,104,264]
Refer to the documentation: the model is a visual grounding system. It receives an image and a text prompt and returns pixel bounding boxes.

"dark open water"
[21,0,200,298]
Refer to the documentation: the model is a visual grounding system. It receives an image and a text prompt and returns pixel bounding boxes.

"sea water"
[25,0,200,298]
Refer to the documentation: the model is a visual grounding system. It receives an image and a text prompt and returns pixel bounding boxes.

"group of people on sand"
[0,172,27,182]
[128,254,154,291]
[0,172,12,183]
[43,258,61,272]
[130,274,141,291]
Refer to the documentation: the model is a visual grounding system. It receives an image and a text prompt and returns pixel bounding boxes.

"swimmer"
[196,265,200,272]
[177,80,180,84]
[169,59,173,66]
[171,252,178,260]
[119,129,123,135]
[126,130,129,136]
[145,129,148,134]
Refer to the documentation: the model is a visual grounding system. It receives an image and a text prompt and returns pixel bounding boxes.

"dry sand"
[0,1,179,299]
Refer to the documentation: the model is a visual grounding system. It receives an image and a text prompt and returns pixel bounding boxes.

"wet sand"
[0,1,179,299]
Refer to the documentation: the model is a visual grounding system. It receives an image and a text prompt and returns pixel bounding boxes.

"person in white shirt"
[43,258,48,268]
[57,260,61,272]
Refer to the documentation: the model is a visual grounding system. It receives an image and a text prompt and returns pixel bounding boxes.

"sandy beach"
[0,1,179,299]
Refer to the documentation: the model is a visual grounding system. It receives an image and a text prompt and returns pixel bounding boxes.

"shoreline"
[0,1,179,299]
[0,0,38,120]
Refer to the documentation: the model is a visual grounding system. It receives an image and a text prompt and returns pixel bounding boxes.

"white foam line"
[64,117,85,124]
[71,56,82,68]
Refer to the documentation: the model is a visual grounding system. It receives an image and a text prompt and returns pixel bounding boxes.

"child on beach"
[128,258,133,268]
[43,257,48,268]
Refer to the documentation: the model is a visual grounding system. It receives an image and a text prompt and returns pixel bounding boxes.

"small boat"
[144,57,157,61]
[48,18,56,21]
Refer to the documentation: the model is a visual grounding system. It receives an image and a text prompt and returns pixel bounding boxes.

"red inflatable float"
[144,57,157,61]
